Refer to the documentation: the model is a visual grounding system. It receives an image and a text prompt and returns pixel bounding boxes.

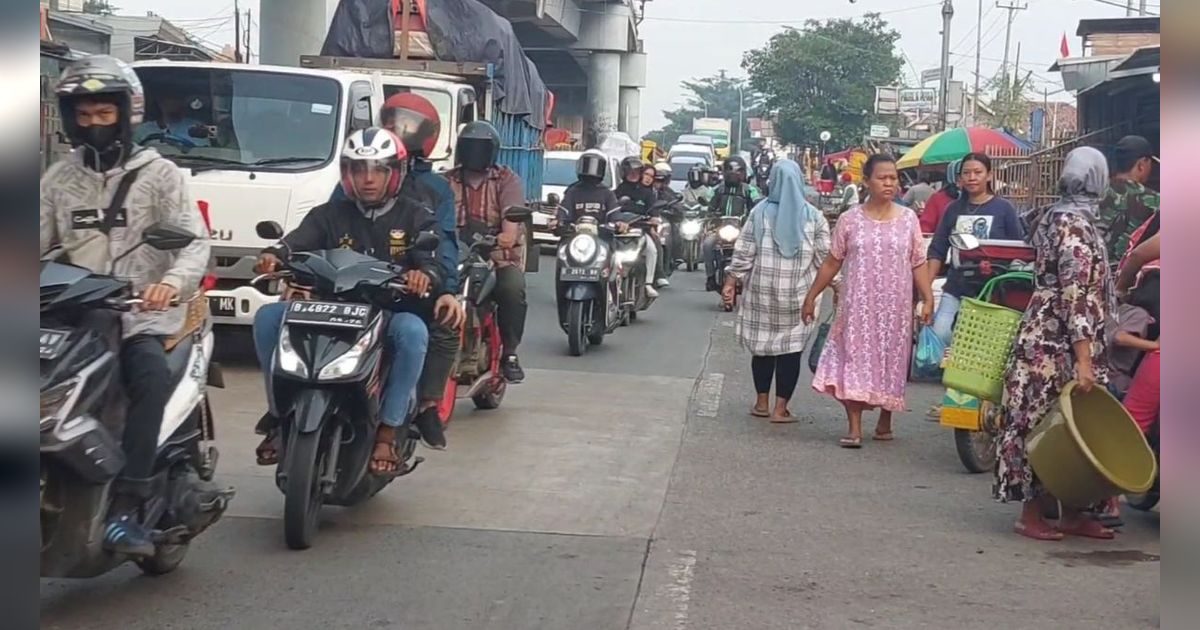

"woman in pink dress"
[803,154,934,448]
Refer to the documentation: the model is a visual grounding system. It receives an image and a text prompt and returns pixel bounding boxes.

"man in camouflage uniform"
[1098,135,1159,257]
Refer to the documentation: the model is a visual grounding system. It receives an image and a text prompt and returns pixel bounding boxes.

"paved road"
[41,257,1159,629]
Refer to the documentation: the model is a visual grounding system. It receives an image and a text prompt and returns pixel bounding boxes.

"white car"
[668,142,715,168]
[535,150,621,246]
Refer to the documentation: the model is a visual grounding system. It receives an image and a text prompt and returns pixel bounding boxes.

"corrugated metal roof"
[1076,16,1159,37]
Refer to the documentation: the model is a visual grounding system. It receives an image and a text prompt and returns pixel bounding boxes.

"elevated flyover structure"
[259,0,645,145]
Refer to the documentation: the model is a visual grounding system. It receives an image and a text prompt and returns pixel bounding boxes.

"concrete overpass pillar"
[260,0,338,67]
[619,88,641,139]
[587,51,621,145]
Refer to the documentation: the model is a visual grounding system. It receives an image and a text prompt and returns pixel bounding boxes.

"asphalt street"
[40,255,1159,630]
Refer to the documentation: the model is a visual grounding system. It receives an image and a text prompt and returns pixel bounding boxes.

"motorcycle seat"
[165,334,196,388]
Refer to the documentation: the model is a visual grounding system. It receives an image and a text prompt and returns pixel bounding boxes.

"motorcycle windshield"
[290,250,399,296]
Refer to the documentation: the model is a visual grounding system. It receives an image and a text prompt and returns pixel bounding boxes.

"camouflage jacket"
[1097,179,1159,256]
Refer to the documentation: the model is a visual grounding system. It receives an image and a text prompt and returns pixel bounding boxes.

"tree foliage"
[742,14,903,152]
[644,70,763,151]
[83,1,119,15]
[986,70,1036,133]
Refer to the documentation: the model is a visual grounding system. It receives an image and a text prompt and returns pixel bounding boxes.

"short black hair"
[862,153,897,178]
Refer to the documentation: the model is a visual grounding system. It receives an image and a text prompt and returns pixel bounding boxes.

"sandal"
[872,431,895,441]
[838,436,863,449]
[1014,519,1064,541]
[769,410,796,424]
[369,427,402,475]
[1058,518,1116,540]
[750,406,770,418]
[255,429,280,466]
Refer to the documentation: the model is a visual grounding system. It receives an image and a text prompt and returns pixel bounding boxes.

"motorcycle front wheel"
[283,428,325,549]
[567,301,587,356]
[954,428,997,474]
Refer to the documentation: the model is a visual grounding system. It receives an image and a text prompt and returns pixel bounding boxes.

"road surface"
[41,259,1159,630]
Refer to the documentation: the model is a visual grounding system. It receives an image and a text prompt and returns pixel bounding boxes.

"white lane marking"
[693,372,724,418]
[660,549,697,629]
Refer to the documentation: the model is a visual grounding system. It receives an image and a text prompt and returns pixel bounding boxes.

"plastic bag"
[913,326,945,379]
[808,322,831,374]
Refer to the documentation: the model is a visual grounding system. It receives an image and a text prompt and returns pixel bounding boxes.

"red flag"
[1060,33,1070,58]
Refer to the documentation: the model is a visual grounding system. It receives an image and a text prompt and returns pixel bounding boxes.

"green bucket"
[1027,382,1157,509]
[942,272,1034,402]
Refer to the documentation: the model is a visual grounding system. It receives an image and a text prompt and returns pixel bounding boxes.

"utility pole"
[996,2,1026,100]
[1138,0,1148,15]
[938,0,954,131]
[973,0,982,122]
[736,83,744,153]
[245,9,252,63]
[1126,0,1134,16]
[233,0,242,63]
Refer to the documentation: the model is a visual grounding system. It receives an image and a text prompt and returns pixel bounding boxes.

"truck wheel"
[954,429,997,474]
[567,301,586,356]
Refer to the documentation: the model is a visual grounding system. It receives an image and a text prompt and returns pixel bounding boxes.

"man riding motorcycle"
[613,157,667,295]
[651,161,684,270]
[253,128,441,475]
[681,164,713,207]
[560,150,621,221]
[445,121,529,383]
[40,55,213,557]
[704,156,762,291]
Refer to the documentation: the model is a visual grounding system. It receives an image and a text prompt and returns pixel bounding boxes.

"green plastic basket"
[942,272,1035,402]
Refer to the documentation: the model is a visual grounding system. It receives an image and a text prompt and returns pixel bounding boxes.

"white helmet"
[340,127,407,202]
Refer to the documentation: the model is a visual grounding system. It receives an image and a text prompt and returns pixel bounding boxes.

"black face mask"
[81,124,120,152]
[458,139,494,172]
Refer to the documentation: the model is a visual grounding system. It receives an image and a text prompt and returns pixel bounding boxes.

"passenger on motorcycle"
[445,121,529,383]
[652,161,677,203]
[613,157,668,295]
[704,156,762,291]
[40,55,213,557]
[253,128,441,475]
[681,164,713,207]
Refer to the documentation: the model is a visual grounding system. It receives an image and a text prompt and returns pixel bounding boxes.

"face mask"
[81,124,120,151]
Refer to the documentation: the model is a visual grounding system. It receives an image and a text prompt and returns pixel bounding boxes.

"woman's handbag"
[808,307,835,374]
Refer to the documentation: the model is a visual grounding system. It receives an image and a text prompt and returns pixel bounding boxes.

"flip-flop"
[1014,520,1064,541]
[872,432,895,441]
[769,413,797,424]
[838,436,863,449]
[1058,519,1116,540]
[750,407,770,418]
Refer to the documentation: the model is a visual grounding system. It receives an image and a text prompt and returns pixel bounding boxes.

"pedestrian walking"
[803,154,934,448]
[722,159,831,422]
[994,146,1118,541]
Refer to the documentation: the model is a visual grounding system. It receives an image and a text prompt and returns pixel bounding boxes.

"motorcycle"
[710,215,744,311]
[754,161,771,193]
[40,224,232,578]
[679,200,707,272]
[612,211,659,323]
[937,233,1036,473]
[252,220,439,549]
[438,206,532,420]
[555,214,623,356]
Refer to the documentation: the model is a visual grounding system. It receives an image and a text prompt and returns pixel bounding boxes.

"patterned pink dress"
[812,205,926,411]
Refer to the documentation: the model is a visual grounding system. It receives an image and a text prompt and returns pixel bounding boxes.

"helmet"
[55,55,144,162]
[620,156,645,180]
[576,150,607,181]
[722,156,748,183]
[340,127,407,204]
[455,120,500,172]
[686,164,706,186]
[382,92,441,159]
[653,161,671,183]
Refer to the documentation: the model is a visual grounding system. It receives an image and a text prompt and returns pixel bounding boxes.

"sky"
[100,0,1155,131]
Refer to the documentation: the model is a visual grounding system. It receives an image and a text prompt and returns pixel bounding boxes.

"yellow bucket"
[1027,382,1157,508]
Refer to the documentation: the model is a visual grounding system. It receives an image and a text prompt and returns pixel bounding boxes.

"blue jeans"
[931,293,961,349]
[252,302,429,428]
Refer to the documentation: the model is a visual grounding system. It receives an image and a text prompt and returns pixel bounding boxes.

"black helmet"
[686,164,706,186]
[620,156,645,180]
[56,55,144,165]
[576,150,607,181]
[722,156,748,184]
[455,120,500,172]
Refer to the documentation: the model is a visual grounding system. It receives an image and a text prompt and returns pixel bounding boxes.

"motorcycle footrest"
[396,455,424,477]
[153,525,194,545]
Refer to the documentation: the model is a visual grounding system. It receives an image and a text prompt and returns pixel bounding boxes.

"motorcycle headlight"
[718,225,740,242]
[40,377,81,429]
[318,324,377,381]
[568,234,597,264]
[681,220,702,238]
[276,327,309,378]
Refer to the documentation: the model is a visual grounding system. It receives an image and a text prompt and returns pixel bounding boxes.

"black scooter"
[555,214,623,356]
[252,221,438,550]
[710,215,743,311]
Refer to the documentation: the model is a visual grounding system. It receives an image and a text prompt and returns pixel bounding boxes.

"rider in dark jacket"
[704,156,762,290]
[559,150,620,225]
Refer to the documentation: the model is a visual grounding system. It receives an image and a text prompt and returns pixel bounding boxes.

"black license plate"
[560,267,601,281]
[40,328,69,360]
[284,301,371,329]
[208,295,236,317]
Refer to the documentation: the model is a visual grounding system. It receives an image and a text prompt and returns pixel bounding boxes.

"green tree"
[742,13,903,151]
[986,70,1035,133]
[645,70,763,152]
[83,1,119,15]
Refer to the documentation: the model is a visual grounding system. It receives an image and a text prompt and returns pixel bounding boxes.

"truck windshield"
[132,67,341,171]
[543,157,577,186]
[696,130,730,149]
[382,86,454,161]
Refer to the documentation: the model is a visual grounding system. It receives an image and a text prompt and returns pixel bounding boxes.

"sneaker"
[413,407,446,450]
[102,513,156,558]
[655,277,670,289]
[705,276,718,292]
[501,355,525,383]
[644,285,660,298]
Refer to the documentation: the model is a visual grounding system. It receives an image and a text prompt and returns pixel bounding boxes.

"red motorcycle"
[438,207,531,422]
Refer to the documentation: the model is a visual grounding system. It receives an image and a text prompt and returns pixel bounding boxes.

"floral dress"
[994,211,1113,502]
[811,205,926,412]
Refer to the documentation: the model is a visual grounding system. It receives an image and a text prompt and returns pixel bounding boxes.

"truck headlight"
[718,225,740,242]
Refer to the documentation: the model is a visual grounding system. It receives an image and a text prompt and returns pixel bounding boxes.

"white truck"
[692,118,733,160]
[130,58,521,326]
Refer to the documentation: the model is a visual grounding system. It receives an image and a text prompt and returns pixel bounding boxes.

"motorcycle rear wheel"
[954,428,997,474]
[567,301,586,356]
[283,429,325,550]
[136,542,189,576]
[472,380,506,410]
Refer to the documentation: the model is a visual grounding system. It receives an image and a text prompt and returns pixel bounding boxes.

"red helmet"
[340,127,407,203]
[381,92,441,158]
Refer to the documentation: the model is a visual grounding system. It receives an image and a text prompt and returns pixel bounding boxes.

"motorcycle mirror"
[503,205,533,223]
[413,231,440,252]
[546,192,561,206]
[949,233,981,251]
[143,222,197,251]
[698,196,710,205]
[256,221,285,240]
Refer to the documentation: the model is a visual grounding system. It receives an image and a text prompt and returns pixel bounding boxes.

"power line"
[1088,0,1157,14]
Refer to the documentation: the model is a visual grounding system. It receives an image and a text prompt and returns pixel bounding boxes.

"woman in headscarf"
[722,159,831,422]
[995,146,1118,541]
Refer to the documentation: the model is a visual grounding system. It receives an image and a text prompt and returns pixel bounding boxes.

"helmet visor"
[578,154,606,179]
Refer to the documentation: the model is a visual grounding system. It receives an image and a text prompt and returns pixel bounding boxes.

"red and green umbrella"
[896,127,1025,170]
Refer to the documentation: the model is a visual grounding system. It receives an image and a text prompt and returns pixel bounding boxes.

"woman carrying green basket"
[994,146,1119,542]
